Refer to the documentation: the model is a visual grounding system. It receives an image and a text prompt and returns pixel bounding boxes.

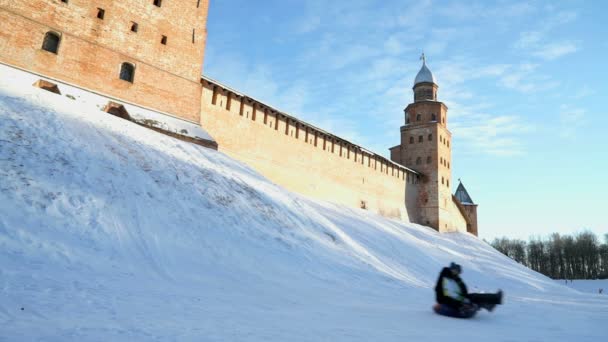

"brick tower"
[390,54,454,232]
[0,0,209,122]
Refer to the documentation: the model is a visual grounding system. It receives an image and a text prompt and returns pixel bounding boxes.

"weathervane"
[420,52,426,64]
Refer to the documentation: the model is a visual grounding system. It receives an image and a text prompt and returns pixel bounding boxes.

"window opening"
[416,114,421,121]
[41,32,60,54]
[97,8,105,19]
[119,63,135,83]
[428,134,432,141]
[161,35,167,45]
[153,0,162,7]
[409,137,414,144]
[418,135,423,143]
[130,22,138,32]
[426,156,431,164]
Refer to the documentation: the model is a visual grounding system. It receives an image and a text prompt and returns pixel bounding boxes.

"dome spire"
[413,53,437,87]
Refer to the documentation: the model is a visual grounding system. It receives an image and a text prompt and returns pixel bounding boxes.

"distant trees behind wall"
[490,231,608,279]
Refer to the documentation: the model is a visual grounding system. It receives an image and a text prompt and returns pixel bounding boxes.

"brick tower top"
[413,53,438,102]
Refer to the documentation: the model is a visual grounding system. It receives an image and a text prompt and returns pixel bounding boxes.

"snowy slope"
[1,73,607,341]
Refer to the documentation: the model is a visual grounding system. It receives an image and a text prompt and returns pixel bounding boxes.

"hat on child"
[449,262,462,274]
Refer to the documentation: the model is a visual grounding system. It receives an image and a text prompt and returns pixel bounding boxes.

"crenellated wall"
[200,78,420,221]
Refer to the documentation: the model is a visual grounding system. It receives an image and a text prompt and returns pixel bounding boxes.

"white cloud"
[513,10,579,61]
[532,41,578,60]
[451,115,534,156]
[295,15,321,34]
[559,105,586,139]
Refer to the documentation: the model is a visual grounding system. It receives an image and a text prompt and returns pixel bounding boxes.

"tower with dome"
[390,55,478,233]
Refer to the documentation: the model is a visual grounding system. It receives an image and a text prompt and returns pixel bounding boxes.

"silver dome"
[414,62,437,86]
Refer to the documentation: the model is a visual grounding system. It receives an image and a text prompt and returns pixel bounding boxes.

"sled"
[433,303,478,319]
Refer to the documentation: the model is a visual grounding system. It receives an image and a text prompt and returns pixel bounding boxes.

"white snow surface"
[1,76,607,341]
[557,280,608,294]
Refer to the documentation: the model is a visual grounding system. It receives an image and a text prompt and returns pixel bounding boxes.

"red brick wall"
[0,0,208,121]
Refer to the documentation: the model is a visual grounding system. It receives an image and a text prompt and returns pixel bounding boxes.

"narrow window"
[416,114,421,121]
[97,8,105,19]
[409,137,414,144]
[431,113,436,121]
[41,32,60,54]
[427,156,431,164]
[130,22,138,33]
[211,86,218,105]
[428,134,432,141]
[192,29,195,43]
[161,35,167,45]
[406,116,410,124]
[119,63,135,83]
[418,135,423,143]
[447,179,450,187]
[197,0,202,8]
[442,177,444,185]
[447,140,450,148]
[153,0,162,7]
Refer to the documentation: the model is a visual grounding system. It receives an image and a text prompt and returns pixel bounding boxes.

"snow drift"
[1,72,606,341]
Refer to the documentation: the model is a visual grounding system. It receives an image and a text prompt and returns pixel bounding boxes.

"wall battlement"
[201,77,420,220]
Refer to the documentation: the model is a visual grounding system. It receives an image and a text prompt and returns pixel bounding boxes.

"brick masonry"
[200,79,421,222]
[0,0,208,122]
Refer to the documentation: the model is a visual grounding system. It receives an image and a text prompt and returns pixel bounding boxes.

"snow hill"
[1,73,607,341]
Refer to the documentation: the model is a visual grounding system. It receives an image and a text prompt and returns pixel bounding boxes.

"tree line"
[490,231,608,279]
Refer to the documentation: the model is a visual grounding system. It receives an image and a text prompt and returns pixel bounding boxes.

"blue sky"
[203,0,608,241]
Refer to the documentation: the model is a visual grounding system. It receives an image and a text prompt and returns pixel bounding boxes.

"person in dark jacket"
[435,262,503,312]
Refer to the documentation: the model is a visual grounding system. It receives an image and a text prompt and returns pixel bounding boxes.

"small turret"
[413,53,438,102]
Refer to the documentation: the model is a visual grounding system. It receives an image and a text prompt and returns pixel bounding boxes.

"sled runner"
[433,303,479,319]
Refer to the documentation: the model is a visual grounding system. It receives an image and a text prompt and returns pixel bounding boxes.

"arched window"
[409,137,414,144]
[119,62,135,83]
[42,32,60,54]
[418,135,423,142]
[416,157,421,165]
[406,116,410,124]
[441,177,444,185]
[431,113,436,121]
[426,156,431,164]
[416,114,421,121]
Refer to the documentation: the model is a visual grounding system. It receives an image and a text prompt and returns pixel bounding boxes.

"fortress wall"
[0,1,208,122]
[201,79,420,221]
[438,199,468,233]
